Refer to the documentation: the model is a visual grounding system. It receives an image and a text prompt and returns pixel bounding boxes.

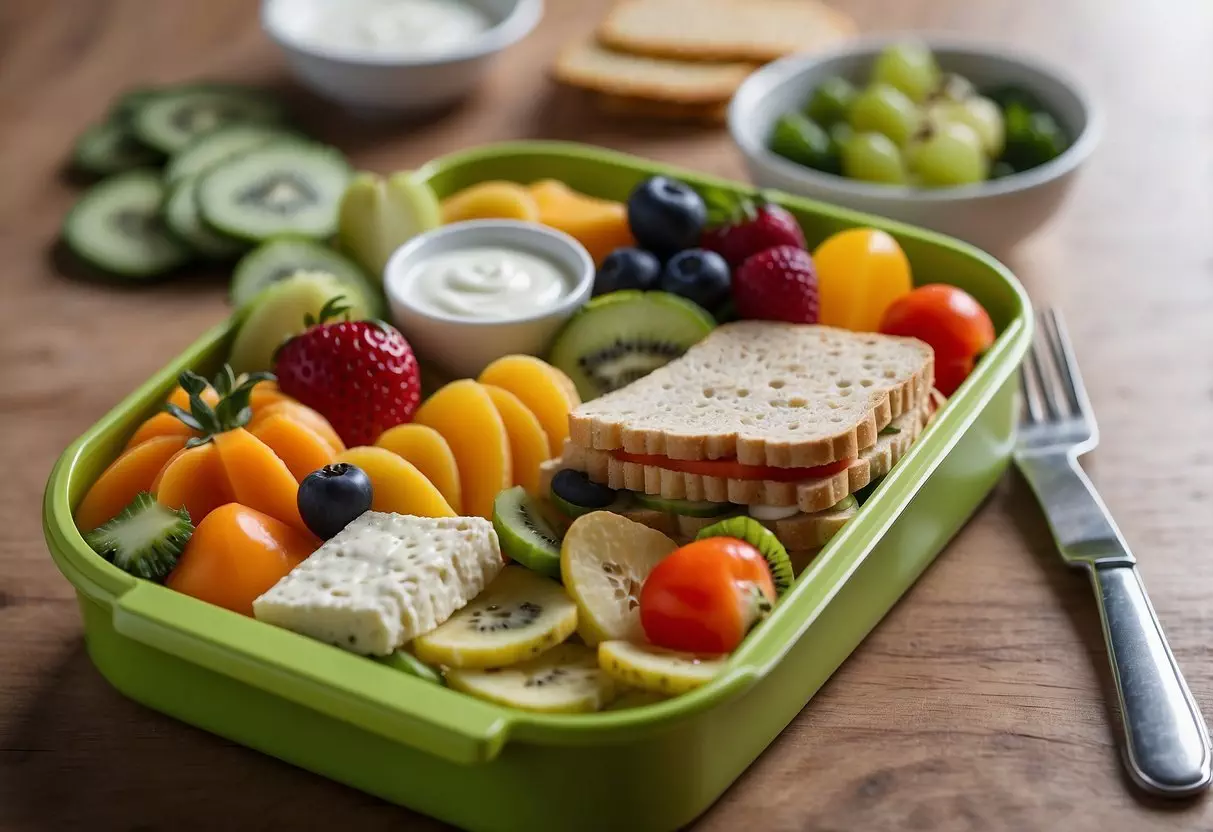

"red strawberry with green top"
[700,192,807,268]
[732,245,820,324]
[274,297,422,447]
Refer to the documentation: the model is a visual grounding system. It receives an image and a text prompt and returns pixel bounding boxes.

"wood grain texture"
[2,0,1212,830]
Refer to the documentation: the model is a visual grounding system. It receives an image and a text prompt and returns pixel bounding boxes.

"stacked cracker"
[553,0,857,124]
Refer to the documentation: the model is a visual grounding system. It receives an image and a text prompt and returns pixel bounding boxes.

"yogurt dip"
[269,0,492,59]
[403,246,574,320]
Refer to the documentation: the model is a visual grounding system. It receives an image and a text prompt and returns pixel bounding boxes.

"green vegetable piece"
[85,492,194,582]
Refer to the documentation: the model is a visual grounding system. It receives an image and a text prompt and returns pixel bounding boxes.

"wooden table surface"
[3,0,1211,829]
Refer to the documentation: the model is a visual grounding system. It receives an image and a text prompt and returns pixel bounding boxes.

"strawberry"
[700,194,806,268]
[274,298,422,447]
[732,245,820,324]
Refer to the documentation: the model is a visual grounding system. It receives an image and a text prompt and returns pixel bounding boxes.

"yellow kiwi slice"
[598,640,727,696]
[445,643,615,714]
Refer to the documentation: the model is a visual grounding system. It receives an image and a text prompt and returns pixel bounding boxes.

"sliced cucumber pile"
[63,170,192,278]
[197,143,352,242]
[58,80,365,282]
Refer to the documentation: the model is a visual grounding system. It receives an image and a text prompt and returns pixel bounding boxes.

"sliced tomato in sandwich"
[611,451,854,482]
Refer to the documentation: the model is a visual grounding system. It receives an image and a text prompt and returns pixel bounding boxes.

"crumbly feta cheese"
[252,512,503,655]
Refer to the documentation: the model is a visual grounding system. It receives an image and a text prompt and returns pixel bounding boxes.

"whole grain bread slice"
[552,39,757,104]
[597,0,856,63]
[569,321,934,467]
[564,397,928,513]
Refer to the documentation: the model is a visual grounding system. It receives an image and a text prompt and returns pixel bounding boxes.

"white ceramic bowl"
[384,220,595,379]
[729,36,1102,253]
[261,0,543,115]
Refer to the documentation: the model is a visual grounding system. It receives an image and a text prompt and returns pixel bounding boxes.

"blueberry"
[298,463,373,540]
[626,176,707,258]
[594,247,661,296]
[550,469,617,518]
[659,248,731,310]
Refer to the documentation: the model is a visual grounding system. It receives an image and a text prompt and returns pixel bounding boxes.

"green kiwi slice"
[695,515,795,596]
[546,290,716,401]
[492,486,563,580]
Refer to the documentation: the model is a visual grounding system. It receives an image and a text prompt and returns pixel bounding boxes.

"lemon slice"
[413,566,577,669]
[560,511,678,645]
[598,640,727,696]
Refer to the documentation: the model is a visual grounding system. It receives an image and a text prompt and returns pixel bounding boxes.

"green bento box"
[43,141,1032,832]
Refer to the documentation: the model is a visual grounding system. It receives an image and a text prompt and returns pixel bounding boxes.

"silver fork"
[1015,308,1211,797]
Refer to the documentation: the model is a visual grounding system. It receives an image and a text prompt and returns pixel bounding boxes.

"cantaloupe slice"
[252,413,339,483]
[167,383,220,410]
[249,379,293,413]
[336,446,455,518]
[482,384,551,495]
[375,424,462,514]
[213,428,306,532]
[125,411,198,449]
[154,441,234,526]
[413,380,512,520]
[248,400,344,454]
[529,179,635,265]
[478,356,580,456]
[75,435,189,532]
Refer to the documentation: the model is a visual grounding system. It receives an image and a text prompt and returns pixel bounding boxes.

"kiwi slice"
[446,643,616,714]
[634,493,732,518]
[550,469,618,518]
[695,515,795,596]
[163,175,247,260]
[598,640,726,696]
[547,290,716,401]
[165,123,299,186]
[196,142,352,242]
[84,492,193,582]
[492,486,563,580]
[413,566,578,669]
[377,649,444,685]
[71,120,161,177]
[130,84,287,155]
[63,170,192,278]
[230,237,383,313]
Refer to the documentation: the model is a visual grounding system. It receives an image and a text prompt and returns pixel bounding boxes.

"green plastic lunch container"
[43,141,1032,832]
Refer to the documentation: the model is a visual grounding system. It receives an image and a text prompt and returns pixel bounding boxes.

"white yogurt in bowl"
[384,220,594,378]
[268,0,492,60]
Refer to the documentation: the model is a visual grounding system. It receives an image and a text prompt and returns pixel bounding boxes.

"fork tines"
[1020,308,1092,426]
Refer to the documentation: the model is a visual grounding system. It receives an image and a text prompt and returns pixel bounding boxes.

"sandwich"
[539,321,936,574]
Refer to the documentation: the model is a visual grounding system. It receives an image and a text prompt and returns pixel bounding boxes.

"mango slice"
[375,423,463,514]
[478,355,580,456]
[440,181,541,225]
[337,445,455,518]
[529,179,635,265]
[482,384,551,495]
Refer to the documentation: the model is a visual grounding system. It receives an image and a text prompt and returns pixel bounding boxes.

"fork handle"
[1088,561,1212,796]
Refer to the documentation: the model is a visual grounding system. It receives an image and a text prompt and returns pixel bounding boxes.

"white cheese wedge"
[252,512,504,656]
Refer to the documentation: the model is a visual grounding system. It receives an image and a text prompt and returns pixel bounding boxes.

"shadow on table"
[0,639,451,832]
[1003,471,1208,813]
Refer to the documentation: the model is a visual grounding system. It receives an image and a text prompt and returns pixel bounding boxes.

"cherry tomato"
[813,228,913,332]
[640,537,777,654]
[612,451,853,482]
[879,284,995,395]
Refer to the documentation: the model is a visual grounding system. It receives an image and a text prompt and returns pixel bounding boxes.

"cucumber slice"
[230,236,383,314]
[165,123,301,186]
[131,84,287,154]
[72,121,161,177]
[376,650,444,685]
[197,143,352,242]
[84,492,193,582]
[63,170,192,278]
[634,492,734,517]
[163,175,247,260]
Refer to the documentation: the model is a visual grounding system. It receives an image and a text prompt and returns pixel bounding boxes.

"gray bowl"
[728,36,1102,253]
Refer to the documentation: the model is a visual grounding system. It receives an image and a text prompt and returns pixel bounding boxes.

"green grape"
[927,95,1005,157]
[847,83,921,146]
[872,41,941,103]
[929,72,976,103]
[841,131,908,184]
[829,121,854,157]
[804,76,857,126]
[769,113,839,173]
[905,122,988,187]
[1001,103,1068,171]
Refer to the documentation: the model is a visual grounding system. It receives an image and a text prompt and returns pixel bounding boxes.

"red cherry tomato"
[613,451,853,482]
[879,284,996,395]
[640,537,777,654]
